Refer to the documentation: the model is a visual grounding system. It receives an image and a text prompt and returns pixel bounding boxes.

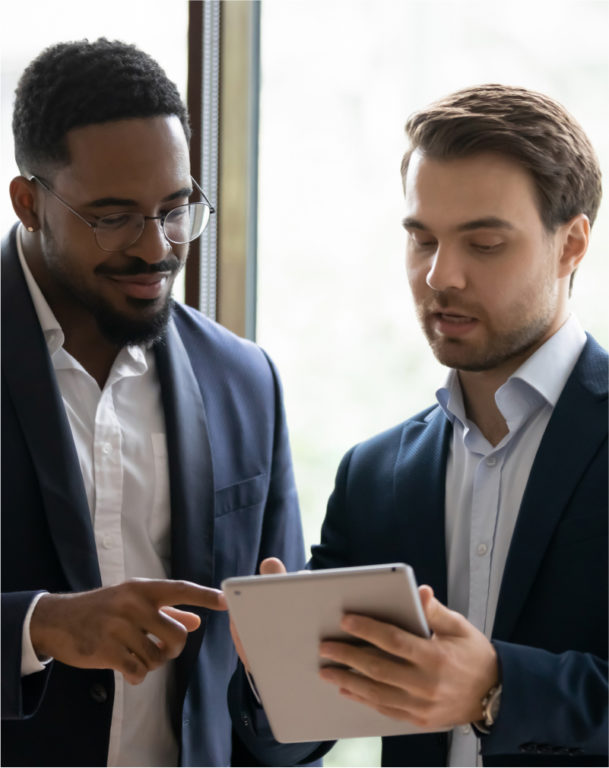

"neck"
[62,329,120,389]
[457,370,509,446]
[456,317,570,445]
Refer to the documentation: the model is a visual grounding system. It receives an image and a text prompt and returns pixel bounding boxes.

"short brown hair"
[401,84,602,232]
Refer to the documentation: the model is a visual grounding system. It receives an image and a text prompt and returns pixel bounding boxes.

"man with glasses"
[1,39,326,767]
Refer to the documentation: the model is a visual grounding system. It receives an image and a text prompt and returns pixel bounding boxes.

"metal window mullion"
[199,0,220,320]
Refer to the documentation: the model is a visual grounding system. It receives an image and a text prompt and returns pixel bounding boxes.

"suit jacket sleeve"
[482,641,608,759]
[1,591,52,720]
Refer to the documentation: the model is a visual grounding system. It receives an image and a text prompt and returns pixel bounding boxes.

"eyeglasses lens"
[96,214,145,251]
[94,203,210,251]
[164,203,210,244]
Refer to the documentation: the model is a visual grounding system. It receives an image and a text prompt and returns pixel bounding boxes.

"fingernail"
[341,615,356,630]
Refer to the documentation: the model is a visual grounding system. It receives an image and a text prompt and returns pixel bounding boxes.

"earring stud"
[26,226,35,232]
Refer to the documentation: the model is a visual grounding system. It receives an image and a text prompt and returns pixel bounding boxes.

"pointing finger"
[160,606,201,632]
[137,579,228,611]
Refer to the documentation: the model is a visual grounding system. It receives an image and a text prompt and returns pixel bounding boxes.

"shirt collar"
[16,224,149,374]
[16,224,65,355]
[436,314,587,431]
[505,314,586,407]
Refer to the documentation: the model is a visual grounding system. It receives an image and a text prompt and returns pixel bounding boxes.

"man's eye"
[167,206,188,221]
[411,237,437,250]
[472,242,503,253]
[98,214,133,230]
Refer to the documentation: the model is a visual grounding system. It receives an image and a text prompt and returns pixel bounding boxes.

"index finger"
[137,579,228,611]
[340,613,429,663]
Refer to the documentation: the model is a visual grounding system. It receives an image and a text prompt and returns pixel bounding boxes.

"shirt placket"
[467,452,503,634]
[93,386,125,587]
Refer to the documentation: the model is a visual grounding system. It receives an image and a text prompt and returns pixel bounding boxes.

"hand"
[229,557,287,670]
[318,585,499,729]
[31,578,227,685]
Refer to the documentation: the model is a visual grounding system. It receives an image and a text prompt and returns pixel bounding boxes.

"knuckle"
[147,640,166,666]
[366,657,384,680]
[388,627,410,655]
[166,637,187,660]
[123,655,143,677]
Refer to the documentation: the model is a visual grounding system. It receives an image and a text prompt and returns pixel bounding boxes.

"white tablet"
[222,563,444,743]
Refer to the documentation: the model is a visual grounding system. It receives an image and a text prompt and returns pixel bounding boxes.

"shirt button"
[462,724,472,734]
[89,683,108,703]
[102,534,113,549]
[485,456,497,466]
[477,543,488,556]
[102,443,112,455]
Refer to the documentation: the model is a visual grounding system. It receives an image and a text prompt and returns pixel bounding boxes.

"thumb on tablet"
[260,557,287,575]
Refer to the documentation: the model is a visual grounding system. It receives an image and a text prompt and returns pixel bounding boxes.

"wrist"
[29,592,57,659]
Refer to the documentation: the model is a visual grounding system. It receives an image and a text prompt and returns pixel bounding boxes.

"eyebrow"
[401,216,515,232]
[83,186,193,209]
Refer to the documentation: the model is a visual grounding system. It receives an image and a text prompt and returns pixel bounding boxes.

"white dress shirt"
[17,227,179,766]
[436,315,587,767]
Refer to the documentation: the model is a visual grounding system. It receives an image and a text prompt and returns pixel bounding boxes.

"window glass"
[257,3,608,764]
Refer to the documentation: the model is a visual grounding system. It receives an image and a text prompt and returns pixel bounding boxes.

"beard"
[39,222,183,347]
[418,283,559,373]
[425,312,552,372]
[90,293,175,347]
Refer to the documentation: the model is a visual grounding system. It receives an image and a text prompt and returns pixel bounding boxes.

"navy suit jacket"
[311,336,608,766]
[1,225,327,767]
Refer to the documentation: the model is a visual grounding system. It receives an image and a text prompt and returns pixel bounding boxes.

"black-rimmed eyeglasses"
[30,175,215,252]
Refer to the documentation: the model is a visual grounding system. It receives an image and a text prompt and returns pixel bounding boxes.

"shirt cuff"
[21,592,52,676]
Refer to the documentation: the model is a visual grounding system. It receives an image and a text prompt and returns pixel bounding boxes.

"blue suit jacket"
[1,225,327,767]
[311,336,608,766]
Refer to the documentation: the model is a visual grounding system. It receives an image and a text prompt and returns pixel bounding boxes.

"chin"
[95,298,174,347]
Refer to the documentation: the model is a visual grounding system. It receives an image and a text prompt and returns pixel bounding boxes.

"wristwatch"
[474,683,502,734]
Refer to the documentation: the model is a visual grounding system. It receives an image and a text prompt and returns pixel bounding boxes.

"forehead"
[403,149,542,229]
[53,115,190,198]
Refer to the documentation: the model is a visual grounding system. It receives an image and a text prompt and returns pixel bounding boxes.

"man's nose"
[425,244,467,291]
[128,217,172,263]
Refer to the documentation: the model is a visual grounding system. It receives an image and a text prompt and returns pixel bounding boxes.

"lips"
[430,309,478,337]
[105,272,170,300]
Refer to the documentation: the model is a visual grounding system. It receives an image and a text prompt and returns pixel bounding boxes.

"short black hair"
[13,38,191,173]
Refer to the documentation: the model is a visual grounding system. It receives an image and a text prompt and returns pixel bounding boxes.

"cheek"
[405,253,426,292]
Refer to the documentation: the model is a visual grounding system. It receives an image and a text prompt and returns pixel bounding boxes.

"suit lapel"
[154,317,216,706]
[1,227,101,591]
[493,337,608,640]
[393,407,452,604]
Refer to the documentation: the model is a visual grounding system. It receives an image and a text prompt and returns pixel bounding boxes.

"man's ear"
[557,213,589,280]
[9,175,41,232]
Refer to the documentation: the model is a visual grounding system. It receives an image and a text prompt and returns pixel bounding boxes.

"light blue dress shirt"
[435,315,587,767]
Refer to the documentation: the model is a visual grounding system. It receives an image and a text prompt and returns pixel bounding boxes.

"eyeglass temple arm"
[29,175,97,229]
[191,176,215,214]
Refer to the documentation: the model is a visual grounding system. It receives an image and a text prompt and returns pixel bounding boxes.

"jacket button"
[89,683,108,703]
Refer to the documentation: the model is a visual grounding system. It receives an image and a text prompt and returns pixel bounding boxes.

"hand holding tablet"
[223,562,452,742]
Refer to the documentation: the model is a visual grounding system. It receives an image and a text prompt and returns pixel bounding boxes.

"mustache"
[95,257,181,277]
[425,290,484,316]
